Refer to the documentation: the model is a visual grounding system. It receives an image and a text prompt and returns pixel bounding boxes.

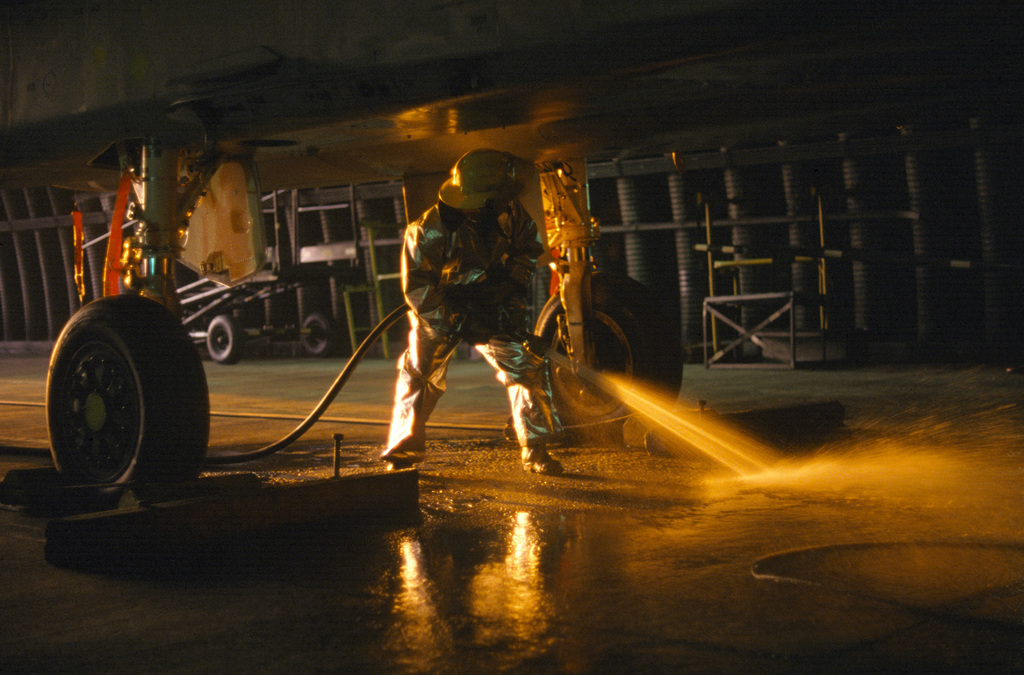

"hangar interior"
[2,117,1022,366]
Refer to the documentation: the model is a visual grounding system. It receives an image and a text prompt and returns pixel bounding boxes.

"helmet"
[439,149,519,210]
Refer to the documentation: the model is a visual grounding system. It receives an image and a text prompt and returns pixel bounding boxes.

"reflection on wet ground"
[361,393,1024,673]
[226,441,1024,673]
[2,358,1024,672]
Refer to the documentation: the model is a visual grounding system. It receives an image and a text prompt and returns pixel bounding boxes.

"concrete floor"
[2,352,1024,673]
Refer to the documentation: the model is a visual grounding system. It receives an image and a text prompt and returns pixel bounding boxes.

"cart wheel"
[535,272,683,424]
[47,295,209,484]
[300,312,334,357]
[207,314,244,364]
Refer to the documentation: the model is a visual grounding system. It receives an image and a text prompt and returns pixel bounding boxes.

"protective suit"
[383,149,564,474]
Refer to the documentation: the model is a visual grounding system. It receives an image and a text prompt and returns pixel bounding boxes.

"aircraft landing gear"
[47,142,215,484]
[47,295,209,483]
[535,163,683,426]
[536,272,682,424]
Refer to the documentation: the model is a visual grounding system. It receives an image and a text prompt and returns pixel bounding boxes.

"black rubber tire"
[300,312,334,358]
[206,314,244,365]
[46,295,210,484]
[535,272,683,424]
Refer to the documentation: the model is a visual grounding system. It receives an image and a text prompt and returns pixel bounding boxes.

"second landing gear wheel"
[300,312,335,358]
[206,314,245,365]
[47,295,210,484]
[535,272,683,425]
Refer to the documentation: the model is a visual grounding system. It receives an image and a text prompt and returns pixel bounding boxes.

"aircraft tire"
[206,314,244,364]
[47,295,209,484]
[535,272,683,425]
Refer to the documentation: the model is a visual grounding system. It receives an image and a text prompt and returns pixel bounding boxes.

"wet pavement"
[2,353,1023,673]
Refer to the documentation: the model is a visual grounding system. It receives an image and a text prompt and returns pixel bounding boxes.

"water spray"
[541,347,780,475]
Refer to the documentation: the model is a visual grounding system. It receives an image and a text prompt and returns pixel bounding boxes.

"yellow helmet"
[439,149,519,210]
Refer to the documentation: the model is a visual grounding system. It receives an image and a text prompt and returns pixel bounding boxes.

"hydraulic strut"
[538,162,599,367]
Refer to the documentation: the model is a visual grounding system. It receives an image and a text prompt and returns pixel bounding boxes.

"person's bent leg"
[382,322,458,469]
[477,336,564,475]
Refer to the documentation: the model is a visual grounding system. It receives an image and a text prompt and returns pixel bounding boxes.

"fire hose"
[205,303,411,465]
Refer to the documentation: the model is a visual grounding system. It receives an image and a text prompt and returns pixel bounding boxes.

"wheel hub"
[84,392,106,431]
[56,342,141,480]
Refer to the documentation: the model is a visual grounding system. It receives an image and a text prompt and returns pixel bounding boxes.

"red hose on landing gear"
[205,304,410,465]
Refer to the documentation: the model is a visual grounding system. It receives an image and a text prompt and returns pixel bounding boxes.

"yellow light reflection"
[469,511,552,647]
[386,536,451,666]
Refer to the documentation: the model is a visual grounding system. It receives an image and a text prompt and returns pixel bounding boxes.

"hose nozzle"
[512,331,549,359]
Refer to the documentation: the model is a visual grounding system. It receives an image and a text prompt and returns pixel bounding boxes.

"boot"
[381,438,425,470]
[521,445,563,475]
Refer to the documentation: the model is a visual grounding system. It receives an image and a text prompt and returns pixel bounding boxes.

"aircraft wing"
[2,0,1019,191]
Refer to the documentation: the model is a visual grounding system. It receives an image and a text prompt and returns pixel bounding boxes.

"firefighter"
[382,149,565,475]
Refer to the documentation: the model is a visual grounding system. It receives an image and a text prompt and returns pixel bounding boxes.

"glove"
[444,273,524,313]
[484,263,528,301]
[443,283,495,312]
[453,306,511,345]
[444,266,527,344]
